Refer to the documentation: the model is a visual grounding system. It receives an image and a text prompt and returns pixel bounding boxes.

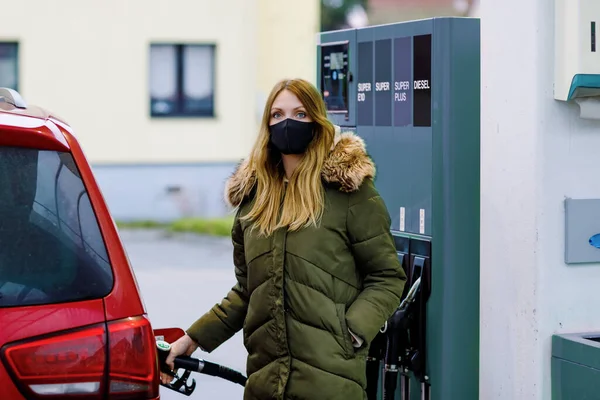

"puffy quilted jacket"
[187,131,407,400]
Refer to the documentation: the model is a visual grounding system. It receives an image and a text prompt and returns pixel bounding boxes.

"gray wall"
[92,163,237,222]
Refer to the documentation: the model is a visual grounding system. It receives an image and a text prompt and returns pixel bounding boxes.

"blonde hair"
[241,78,336,236]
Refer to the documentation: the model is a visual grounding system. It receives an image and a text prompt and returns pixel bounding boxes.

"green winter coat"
[187,131,407,400]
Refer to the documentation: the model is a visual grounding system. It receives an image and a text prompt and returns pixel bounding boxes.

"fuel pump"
[317,16,481,400]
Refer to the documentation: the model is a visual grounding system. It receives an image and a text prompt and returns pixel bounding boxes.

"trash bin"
[552,332,600,399]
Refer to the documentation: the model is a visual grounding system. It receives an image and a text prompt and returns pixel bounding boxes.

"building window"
[0,42,18,91]
[149,44,216,117]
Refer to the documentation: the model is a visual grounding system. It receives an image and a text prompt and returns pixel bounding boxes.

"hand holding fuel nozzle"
[159,334,198,385]
[157,336,198,396]
[156,334,247,396]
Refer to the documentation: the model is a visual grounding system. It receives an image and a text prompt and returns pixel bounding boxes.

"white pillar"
[481,0,600,398]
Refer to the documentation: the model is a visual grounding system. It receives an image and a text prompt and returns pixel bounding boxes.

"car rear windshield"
[0,146,113,307]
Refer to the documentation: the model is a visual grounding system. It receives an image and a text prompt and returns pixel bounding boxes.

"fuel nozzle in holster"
[379,247,432,400]
[365,325,387,400]
[380,276,421,400]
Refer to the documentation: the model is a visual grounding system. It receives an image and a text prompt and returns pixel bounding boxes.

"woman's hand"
[160,334,199,385]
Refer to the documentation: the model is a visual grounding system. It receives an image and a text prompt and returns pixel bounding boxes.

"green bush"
[169,216,234,237]
[116,220,167,229]
[116,216,235,237]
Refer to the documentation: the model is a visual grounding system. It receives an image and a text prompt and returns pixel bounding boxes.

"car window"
[0,146,114,307]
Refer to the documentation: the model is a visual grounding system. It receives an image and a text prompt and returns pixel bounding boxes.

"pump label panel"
[413,34,432,127]
[375,39,392,126]
[393,36,412,127]
[357,41,374,126]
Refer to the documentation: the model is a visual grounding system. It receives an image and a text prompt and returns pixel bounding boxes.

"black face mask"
[269,118,316,155]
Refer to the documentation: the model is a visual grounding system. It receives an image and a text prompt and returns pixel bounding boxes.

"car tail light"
[1,324,107,399]
[1,316,159,399]
[107,316,159,399]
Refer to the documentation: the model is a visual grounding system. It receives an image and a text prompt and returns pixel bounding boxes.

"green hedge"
[117,216,234,237]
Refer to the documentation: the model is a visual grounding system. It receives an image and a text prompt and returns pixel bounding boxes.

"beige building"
[366,0,479,24]
[0,0,320,220]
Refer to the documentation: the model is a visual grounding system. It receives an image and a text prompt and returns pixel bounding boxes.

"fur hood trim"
[224,126,375,208]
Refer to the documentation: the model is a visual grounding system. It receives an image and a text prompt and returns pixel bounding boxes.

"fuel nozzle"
[365,330,386,400]
[155,339,196,396]
[154,337,246,396]
[382,277,421,400]
[156,340,173,375]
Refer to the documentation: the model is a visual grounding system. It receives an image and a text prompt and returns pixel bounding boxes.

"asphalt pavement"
[120,229,246,400]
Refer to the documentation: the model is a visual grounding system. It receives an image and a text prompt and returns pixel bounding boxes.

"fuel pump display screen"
[320,41,349,113]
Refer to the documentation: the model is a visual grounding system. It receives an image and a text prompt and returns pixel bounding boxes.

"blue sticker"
[589,233,600,248]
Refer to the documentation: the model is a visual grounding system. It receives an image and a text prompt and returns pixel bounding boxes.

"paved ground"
[121,229,246,400]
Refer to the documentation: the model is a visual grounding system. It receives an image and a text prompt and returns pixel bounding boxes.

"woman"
[162,78,406,399]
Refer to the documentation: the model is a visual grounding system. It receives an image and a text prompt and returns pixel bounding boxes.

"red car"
[0,88,160,399]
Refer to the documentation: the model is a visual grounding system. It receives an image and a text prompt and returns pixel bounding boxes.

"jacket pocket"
[335,303,355,358]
